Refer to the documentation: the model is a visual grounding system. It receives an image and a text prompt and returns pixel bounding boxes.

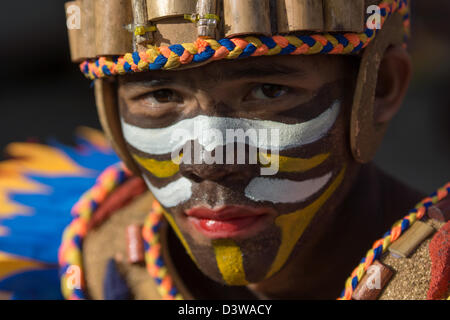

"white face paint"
[123,100,341,207]
[244,172,333,204]
[121,100,340,155]
[143,176,192,208]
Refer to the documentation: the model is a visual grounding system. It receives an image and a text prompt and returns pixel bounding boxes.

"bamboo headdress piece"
[65,0,411,173]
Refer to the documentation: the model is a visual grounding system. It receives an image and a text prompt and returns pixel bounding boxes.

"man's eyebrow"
[220,63,306,80]
[123,63,305,87]
[124,79,174,88]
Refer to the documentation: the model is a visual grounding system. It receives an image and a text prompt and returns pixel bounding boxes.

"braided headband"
[80,0,410,80]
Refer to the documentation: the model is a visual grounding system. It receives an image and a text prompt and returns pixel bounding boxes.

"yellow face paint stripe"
[161,208,197,264]
[134,152,328,177]
[265,166,346,279]
[213,239,248,286]
[260,153,330,173]
[133,154,181,178]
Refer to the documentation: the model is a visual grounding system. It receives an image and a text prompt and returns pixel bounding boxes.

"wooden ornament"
[323,0,365,33]
[126,224,145,264]
[276,0,324,33]
[131,0,153,51]
[197,0,218,38]
[80,0,96,59]
[350,11,404,163]
[95,0,133,56]
[153,17,198,46]
[147,0,197,21]
[65,1,83,62]
[352,260,394,300]
[428,197,450,222]
[223,0,272,37]
[388,221,435,258]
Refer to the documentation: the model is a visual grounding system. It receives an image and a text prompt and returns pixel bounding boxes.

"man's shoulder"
[81,176,163,300]
[379,219,448,300]
[345,186,450,301]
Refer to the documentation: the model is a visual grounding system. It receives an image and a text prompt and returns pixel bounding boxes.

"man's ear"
[374,45,412,124]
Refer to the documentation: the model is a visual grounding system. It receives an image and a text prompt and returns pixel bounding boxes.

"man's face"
[118,55,358,285]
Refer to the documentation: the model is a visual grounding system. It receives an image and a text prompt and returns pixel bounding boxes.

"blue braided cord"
[365,28,375,38]
[102,65,112,76]
[149,55,168,70]
[218,38,236,52]
[169,287,178,296]
[299,35,316,47]
[335,34,350,47]
[155,257,164,268]
[73,235,82,248]
[352,41,364,53]
[373,245,383,259]
[260,36,277,49]
[132,52,141,65]
[169,44,186,57]
[89,199,98,212]
[123,62,132,72]
[240,43,257,58]
[423,201,433,209]
[401,219,410,232]
[320,42,334,53]
[280,44,297,55]
[193,45,215,63]
[351,277,358,290]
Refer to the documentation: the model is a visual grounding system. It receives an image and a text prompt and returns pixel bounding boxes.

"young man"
[1,0,449,300]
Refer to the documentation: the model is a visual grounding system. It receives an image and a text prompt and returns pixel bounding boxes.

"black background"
[0,1,449,193]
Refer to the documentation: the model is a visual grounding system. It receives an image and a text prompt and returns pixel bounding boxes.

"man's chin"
[195,260,268,287]
[182,224,283,285]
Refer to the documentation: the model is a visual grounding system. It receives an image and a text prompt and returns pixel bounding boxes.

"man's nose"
[179,162,257,184]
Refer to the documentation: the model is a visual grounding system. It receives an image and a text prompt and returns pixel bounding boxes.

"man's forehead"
[120,54,351,86]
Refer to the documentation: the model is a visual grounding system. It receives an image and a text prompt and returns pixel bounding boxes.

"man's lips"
[185,205,273,239]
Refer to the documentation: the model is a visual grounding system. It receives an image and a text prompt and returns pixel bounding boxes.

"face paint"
[244,171,333,204]
[143,176,192,208]
[120,100,340,155]
[160,207,197,264]
[265,166,347,279]
[120,75,348,286]
[213,239,248,286]
[133,154,181,178]
[259,153,330,173]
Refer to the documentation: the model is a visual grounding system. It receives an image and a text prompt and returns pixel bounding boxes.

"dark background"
[0,1,449,193]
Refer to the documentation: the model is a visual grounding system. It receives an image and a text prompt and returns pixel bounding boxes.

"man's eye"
[251,84,289,100]
[143,89,181,104]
